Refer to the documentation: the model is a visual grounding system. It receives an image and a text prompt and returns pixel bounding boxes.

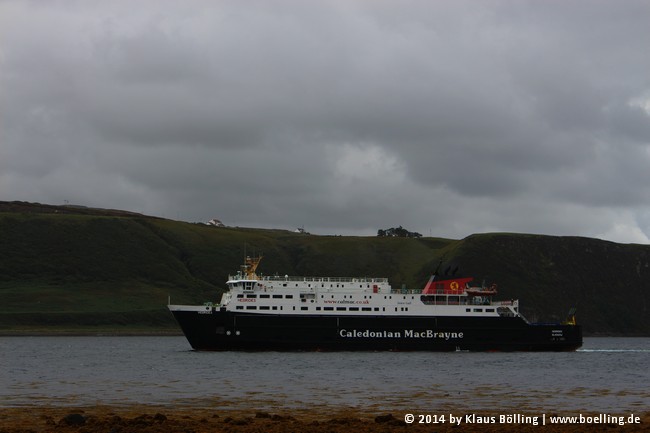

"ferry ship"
[168,257,582,351]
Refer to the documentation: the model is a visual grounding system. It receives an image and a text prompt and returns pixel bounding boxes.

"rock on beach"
[0,406,648,433]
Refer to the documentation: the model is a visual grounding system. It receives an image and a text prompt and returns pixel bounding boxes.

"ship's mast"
[241,255,263,279]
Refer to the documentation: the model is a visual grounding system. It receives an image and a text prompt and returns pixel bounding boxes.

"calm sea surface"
[1,337,648,414]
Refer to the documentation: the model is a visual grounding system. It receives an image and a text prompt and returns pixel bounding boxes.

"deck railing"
[229,274,389,284]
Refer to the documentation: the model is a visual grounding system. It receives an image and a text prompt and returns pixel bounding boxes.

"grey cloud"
[2,0,650,243]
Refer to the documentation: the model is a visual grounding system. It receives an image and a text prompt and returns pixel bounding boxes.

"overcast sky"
[2,1,650,243]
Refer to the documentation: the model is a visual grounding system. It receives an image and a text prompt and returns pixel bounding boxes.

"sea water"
[1,336,648,415]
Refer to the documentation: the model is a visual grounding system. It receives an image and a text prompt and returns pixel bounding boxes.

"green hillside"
[1,201,648,335]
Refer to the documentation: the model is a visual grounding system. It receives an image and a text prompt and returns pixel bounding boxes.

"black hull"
[170,310,583,352]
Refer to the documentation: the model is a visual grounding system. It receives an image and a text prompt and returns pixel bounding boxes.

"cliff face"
[444,234,650,335]
[1,201,648,335]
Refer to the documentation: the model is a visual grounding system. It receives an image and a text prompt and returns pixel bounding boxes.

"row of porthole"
[237,294,293,299]
[234,305,390,312]
[237,293,414,301]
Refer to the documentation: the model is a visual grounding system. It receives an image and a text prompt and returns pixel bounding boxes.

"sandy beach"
[1,406,648,433]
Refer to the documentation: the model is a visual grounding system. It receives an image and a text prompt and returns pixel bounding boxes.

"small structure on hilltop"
[207,218,225,227]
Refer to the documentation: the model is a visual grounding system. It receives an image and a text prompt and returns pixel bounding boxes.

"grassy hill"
[1,201,648,335]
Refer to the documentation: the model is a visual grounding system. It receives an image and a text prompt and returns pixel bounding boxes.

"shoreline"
[0,405,648,432]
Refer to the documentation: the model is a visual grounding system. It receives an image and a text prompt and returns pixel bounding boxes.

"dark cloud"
[1,0,650,243]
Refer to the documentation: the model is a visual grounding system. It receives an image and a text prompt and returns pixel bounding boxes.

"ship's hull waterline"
[170,309,582,352]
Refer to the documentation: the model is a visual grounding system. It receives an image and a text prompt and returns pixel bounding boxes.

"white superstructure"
[172,256,521,319]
